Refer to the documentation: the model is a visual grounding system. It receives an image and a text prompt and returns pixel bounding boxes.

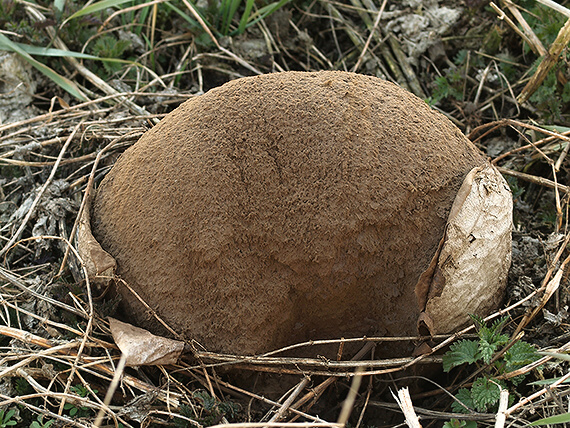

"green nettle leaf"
[443,340,480,372]
[451,388,474,414]
[504,340,540,371]
[478,325,509,348]
[490,316,509,335]
[471,377,501,412]
[478,338,499,364]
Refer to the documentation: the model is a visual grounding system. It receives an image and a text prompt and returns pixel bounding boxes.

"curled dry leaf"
[109,317,185,366]
[77,185,116,287]
[416,164,513,335]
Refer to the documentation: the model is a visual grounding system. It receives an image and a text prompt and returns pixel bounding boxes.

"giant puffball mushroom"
[90,71,512,356]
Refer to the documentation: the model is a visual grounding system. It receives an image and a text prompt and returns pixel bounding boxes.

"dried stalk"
[517,16,570,103]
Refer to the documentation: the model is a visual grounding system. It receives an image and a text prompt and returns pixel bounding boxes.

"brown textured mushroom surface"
[91,71,496,356]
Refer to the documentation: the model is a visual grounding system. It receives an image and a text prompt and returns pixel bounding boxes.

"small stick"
[494,388,509,428]
[490,3,546,56]
[268,377,310,422]
[517,16,570,104]
[534,0,570,18]
[391,388,421,428]
[337,368,364,426]
[352,0,387,72]
[501,0,547,55]
[496,167,569,193]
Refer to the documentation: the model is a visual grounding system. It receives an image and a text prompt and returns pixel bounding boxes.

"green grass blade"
[0,39,133,68]
[243,0,290,30]
[0,33,88,101]
[224,0,242,35]
[542,125,570,133]
[237,0,254,35]
[0,41,100,60]
[64,0,135,23]
[530,413,570,425]
[163,2,202,30]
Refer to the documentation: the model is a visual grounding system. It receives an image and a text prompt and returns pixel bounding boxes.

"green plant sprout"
[0,409,16,428]
[64,385,98,418]
[29,414,54,428]
[442,315,540,414]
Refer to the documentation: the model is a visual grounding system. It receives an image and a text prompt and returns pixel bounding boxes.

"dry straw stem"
[369,400,495,422]
[0,324,184,408]
[0,265,87,318]
[267,377,310,423]
[0,93,168,136]
[193,352,442,372]
[505,365,570,417]
[496,166,569,193]
[195,372,330,423]
[499,339,570,381]
[511,236,570,338]
[517,16,570,104]
[98,0,170,32]
[391,388,421,428]
[346,0,414,93]
[494,388,509,428]
[470,119,570,169]
[352,0,387,72]
[336,368,363,426]
[496,1,547,56]
[178,0,263,75]
[0,392,92,428]
[534,0,570,18]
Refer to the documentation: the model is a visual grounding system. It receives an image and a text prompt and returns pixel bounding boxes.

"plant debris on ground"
[1,0,570,427]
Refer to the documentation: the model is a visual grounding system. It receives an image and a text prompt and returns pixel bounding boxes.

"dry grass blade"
[517,16,570,104]
[352,0,386,73]
[498,0,547,56]
[391,388,421,428]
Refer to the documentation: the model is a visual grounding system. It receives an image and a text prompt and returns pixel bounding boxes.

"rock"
[90,71,510,356]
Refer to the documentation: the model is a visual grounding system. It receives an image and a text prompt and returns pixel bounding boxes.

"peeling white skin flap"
[109,318,185,367]
[419,164,513,334]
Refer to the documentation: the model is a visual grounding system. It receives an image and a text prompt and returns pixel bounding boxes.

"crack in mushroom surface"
[90,71,511,356]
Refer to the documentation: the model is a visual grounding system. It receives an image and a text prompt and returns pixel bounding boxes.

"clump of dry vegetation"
[1,0,570,427]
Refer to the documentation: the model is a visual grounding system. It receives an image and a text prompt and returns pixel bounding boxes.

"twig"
[501,1,548,56]
[490,2,546,57]
[0,265,87,318]
[391,387,421,428]
[505,367,570,416]
[337,368,364,426]
[495,386,509,428]
[352,0,387,72]
[268,377,310,422]
[94,353,127,428]
[517,16,570,104]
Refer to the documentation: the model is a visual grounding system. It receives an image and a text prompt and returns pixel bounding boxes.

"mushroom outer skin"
[91,71,492,356]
